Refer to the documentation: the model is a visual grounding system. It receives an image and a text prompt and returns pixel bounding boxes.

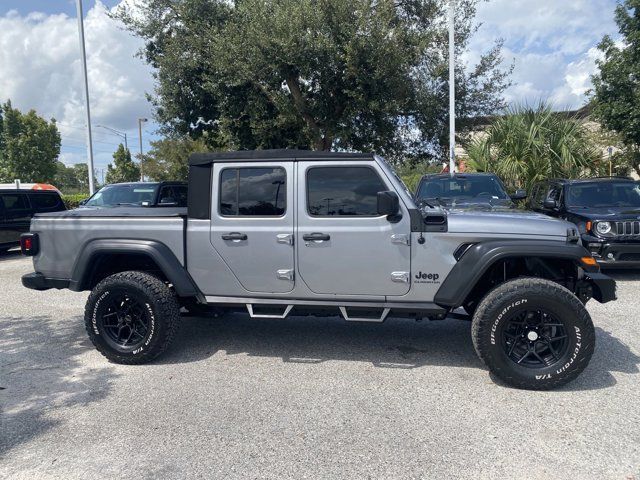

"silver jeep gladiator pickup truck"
[21,150,616,389]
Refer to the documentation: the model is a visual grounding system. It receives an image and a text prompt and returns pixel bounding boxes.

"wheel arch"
[70,239,200,298]
[434,240,598,308]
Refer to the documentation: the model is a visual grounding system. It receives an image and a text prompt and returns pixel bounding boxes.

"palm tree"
[466,103,601,191]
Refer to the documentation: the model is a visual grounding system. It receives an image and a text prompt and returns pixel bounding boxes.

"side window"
[534,183,547,207]
[29,193,62,211]
[219,167,286,216]
[158,185,187,206]
[173,185,188,207]
[307,166,387,217]
[1,194,30,211]
[548,185,562,202]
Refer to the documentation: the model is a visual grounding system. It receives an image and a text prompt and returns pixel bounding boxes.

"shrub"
[62,193,89,209]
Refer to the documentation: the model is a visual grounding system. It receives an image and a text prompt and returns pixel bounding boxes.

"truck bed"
[31,207,187,280]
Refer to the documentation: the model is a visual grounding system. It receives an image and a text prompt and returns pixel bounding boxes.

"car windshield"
[84,184,159,207]
[416,175,510,204]
[566,181,640,208]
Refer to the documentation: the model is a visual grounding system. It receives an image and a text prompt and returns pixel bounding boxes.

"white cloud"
[469,0,619,110]
[0,1,155,169]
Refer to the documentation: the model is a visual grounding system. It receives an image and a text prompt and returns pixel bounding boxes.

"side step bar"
[246,304,294,319]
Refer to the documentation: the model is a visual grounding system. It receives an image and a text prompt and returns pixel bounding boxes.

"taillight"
[20,233,39,256]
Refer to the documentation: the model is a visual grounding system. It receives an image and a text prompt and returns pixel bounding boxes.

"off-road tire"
[84,271,180,364]
[471,277,595,390]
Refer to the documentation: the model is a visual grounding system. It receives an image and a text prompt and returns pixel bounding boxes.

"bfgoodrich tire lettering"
[471,277,595,390]
[84,271,180,364]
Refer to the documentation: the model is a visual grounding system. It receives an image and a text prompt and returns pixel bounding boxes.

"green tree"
[0,100,60,183]
[53,161,81,191]
[143,135,209,181]
[106,144,140,184]
[71,163,95,192]
[117,0,510,160]
[591,0,640,177]
[466,103,601,191]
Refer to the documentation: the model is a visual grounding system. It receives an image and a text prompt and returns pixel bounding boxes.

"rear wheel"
[84,271,180,364]
[471,277,595,390]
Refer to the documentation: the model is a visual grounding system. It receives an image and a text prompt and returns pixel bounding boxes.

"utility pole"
[448,0,456,177]
[75,0,95,195]
[138,117,148,181]
[608,146,613,176]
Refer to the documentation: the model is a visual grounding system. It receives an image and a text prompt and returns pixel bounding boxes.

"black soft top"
[189,149,374,166]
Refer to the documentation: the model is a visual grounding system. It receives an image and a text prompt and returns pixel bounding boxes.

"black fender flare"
[69,239,200,297]
[434,240,602,308]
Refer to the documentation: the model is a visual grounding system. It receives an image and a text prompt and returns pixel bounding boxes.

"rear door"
[296,161,411,296]
[209,162,294,293]
[0,193,32,245]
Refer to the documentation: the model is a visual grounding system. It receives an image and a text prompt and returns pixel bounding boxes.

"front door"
[296,161,411,296]
[209,162,294,294]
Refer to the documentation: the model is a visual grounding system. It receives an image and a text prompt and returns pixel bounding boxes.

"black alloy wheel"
[501,308,569,368]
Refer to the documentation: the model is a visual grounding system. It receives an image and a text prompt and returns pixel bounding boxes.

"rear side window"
[158,185,188,207]
[219,167,286,216]
[29,193,63,211]
[1,194,30,211]
[307,166,387,216]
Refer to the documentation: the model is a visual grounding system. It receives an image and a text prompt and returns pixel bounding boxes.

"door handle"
[303,232,330,242]
[221,232,248,241]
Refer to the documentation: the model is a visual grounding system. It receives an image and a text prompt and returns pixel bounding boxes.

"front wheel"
[471,278,595,390]
[84,271,181,364]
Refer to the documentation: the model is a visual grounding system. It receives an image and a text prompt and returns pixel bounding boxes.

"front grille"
[615,221,640,236]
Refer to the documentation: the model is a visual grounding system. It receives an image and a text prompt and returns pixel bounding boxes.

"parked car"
[528,177,640,268]
[0,183,65,253]
[81,181,188,208]
[415,173,527,210]
[21,150,615,390]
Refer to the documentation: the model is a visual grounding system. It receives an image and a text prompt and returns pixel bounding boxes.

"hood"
[445,209,572,238]
[568,206,640,220]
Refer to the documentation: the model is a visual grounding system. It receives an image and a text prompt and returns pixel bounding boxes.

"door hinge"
[391,234,410,246]
[277,233,294,245]
[277,269,294,281]
[391,271,409,283]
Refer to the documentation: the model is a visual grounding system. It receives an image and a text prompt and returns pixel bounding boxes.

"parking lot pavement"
[1,253,639,479]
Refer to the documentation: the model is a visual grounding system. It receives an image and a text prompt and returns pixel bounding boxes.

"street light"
[608,146,614,177]
[138,117,148,181]
[96,124,128,151]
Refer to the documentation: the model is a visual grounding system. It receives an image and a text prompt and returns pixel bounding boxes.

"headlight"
[596,222,612,235]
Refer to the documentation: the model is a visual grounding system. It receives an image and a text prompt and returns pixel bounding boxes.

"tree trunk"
[285,75,328,151]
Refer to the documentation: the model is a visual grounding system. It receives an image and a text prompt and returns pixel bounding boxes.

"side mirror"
[543,199,558,210]
[377,191,400,217]
[511,189,527,201]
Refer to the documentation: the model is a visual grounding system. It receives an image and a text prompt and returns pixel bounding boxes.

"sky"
[0,0,622,174]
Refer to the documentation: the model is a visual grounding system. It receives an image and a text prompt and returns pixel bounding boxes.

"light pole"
[97,124,128,151]
[75,0,95,195]
[138,117,148,181]
[448,0,456,177]
[608,146,613,177]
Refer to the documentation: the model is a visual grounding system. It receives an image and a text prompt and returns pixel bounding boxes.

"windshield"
[84,184,159,207]
[566,182,640,208]
[416,175,510,203]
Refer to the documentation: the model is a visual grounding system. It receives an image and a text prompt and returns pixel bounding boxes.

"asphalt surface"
[1,251,639,479]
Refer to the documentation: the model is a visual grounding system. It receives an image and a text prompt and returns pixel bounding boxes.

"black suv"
[528,177,640,267]
[0,186,66,253]
[81,181,188,208]
[415,173,527,209]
